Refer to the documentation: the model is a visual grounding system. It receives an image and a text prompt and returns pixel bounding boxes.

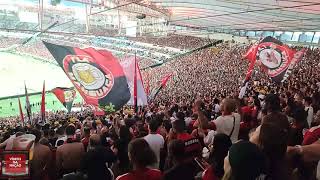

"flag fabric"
[281,48,306,82]
[150,73,173,100]
[24,83,32,122]
[40,81,46,123]
[239,44,259,99]
[85,104,106,116]
[120,56,148,106]
[18,98,24,126]
[52,87,76,112]
[245,36,305,83]
[43,42,131,111]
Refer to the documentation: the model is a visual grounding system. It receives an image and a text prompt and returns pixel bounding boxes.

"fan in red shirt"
[302,125,320,145]
[116,138,162,180]
[81,127,90,151]
[167,119,202,159]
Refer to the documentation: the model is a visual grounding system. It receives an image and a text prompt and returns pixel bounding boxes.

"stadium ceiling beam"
[156,2,320,20]
[127,1,320,31]
[174,18,320,30]
[136,17,320,36]
[90,0,143,16]
[171,2,320,22]
[153,0,320,17]
[38,0,44,31]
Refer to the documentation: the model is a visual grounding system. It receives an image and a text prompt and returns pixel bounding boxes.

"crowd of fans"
[130,34,208,49]
[0,33,188,69]
[0,34,320,180]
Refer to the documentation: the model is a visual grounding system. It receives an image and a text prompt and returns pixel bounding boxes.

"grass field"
[0,92,83,118]
[0,52,81,117]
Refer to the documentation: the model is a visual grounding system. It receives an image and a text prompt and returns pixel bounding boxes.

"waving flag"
[239,44,258,99]
[52,87,76,112]
[120,56,148,107]
[245,36,305,83]
[281,48,306,82]
[44,42,130,111]
[150,73,173,100]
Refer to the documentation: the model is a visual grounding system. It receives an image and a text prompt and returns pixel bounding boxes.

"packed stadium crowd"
[0,33,186,68]
[0,34,320,180]
[130,34,208,49]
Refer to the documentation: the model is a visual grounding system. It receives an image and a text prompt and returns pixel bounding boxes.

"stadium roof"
[152,0,320,32]
[0,0,320,38]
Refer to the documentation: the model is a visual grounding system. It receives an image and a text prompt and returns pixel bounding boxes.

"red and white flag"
[120,55,148,106]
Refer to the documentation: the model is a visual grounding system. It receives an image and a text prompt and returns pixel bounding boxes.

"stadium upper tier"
[0,31,198,69]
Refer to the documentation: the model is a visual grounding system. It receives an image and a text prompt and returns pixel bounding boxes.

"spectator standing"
[116,138,162,180]
[81,127,90,151]
[81,134,116,180]
[203,133,232,180]
[56,124,85,177]
[144,119,164,169]
[31,129,52,180]
[304,97,314,128]
[223,141,267,180]
[163,139,201,180]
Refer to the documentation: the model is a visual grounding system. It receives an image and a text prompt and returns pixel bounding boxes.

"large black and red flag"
[240,36,305,98]
[244,36,305,83]
[44,42,131,111]
[52,87,76,112]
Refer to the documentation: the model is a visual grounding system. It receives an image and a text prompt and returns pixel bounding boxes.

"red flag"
[41,81,45,123]
[150,73,173,100]
[239,43,259,99]
[247,36,303,83]
[18,98,24,126]
[161,73,173,87]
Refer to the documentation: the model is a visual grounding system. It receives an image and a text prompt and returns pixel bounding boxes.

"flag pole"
[24,81,32,124]
[40,80,46,124]
[134,52,138,113]
[18,97,24,127]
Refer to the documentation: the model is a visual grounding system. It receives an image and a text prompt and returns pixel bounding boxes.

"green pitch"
[0,50,83,118]
[0,93,83,118]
